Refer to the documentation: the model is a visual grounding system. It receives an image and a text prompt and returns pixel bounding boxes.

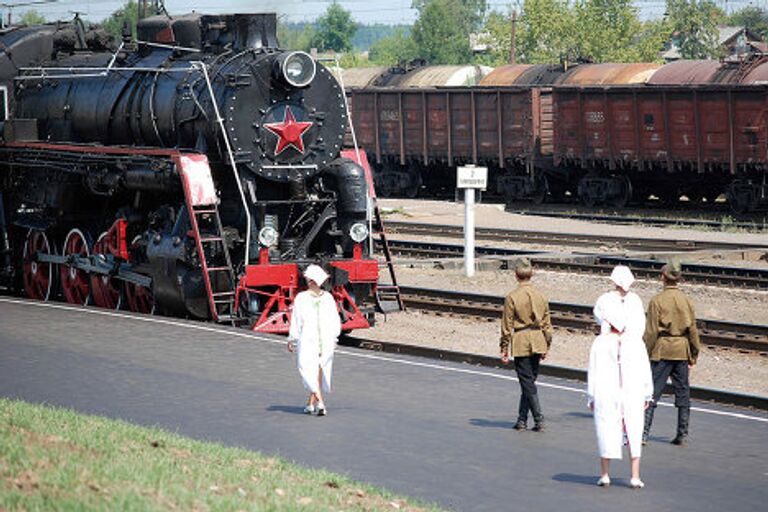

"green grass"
[0,398,440,511]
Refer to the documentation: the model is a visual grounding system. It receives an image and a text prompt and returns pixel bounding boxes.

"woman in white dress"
[287,264,342,416]
[588,266,653,489]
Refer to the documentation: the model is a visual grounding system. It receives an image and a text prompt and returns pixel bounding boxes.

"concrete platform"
[1,297,766,511]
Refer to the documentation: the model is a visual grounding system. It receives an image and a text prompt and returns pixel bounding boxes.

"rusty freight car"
[553,60,768,212]
[350,87,541,198]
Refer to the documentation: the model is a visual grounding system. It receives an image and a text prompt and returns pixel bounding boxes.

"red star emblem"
[264,106,313,155]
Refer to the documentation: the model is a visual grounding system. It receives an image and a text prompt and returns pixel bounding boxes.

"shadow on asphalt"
[563,411,593,419]
[267,405,307,415]
[552,473,600,486]
[468,418,516,429]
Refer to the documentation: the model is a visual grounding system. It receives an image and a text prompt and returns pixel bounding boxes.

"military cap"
[662,260,683,280]
[514,257,532,272]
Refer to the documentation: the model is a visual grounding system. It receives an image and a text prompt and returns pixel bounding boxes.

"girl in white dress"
[588,266,653,489]
[287,265,342,416]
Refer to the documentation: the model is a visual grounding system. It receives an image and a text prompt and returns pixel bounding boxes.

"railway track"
[504,209,768,232]
[385,221,768,252]
[382,239,768,289]
[398,286,768,354]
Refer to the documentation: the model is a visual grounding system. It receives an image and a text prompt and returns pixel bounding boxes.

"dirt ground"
[352,199,768,397]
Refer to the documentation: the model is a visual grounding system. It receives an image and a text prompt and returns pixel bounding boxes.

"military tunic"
[644,285,700,365]
[499,282,553,358]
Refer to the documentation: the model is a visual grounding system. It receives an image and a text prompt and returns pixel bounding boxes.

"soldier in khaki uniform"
[500,258,553,432]
[642,261,701,446]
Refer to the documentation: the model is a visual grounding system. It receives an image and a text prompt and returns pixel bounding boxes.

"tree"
[102,1,139,40]
[665,0,722,59]
[20,9,46,25]
[515,0,577,64]
[411,0,473,64]
[310,1,357,53]
[728,6,768,40]
[368,29,420,65]
[572,0,665,62]
[412,0,487,31]
[279,22,317,52]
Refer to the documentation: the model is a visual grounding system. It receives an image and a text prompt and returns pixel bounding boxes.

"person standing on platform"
[588,266,653,489]
[287,264,342,417]
[500,258,553,432]
[643,261,701,446]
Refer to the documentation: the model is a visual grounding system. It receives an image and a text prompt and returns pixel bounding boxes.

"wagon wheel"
[59,228,92,305]
[90,231,122,310]
[22,229,56,301]
[608,176,632,208]
[530,175,548,205]
[123,236,155,314]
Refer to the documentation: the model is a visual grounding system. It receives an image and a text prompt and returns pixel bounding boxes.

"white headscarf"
[610,265,635,292]
[304,264,330,286]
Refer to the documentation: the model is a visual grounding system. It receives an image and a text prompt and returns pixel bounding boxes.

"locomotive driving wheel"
[60,228,92,305]
[90,231,122,310]
[22,229,56,301]
[123,236,155,315]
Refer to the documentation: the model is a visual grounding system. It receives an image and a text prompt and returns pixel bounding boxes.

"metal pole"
[464,188,475,277]
[510,10,517,64]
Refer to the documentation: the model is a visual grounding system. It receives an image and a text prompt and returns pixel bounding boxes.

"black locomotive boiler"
[0,13,388,331]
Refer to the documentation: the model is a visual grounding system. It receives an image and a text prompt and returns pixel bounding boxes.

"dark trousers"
[514,354,541,421]
[651,360,690,407]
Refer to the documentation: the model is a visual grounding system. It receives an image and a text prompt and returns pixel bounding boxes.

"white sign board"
[456,165,488,189]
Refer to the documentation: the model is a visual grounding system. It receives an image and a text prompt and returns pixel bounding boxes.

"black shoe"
[531,420,545,432]
[670,435,687,446]
[513,420,527,431]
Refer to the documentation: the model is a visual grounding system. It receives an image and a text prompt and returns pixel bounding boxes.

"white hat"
[610,265,635,292]
[304,264,329,286]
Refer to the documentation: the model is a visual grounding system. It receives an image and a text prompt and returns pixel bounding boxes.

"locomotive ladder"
[340,149,404,313]
[176,154,239,324]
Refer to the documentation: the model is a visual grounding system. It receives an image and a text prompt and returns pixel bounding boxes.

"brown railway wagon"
[351,87,539,165]
[553,85,768,209]
[349,87,542,196]
[554,85,768,170]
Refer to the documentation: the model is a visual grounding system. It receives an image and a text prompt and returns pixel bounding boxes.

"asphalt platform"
[1,297,766,511]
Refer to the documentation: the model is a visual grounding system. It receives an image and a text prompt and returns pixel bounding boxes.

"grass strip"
[0,398,441,511]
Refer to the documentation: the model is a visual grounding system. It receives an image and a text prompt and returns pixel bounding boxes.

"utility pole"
[509,9,517,64]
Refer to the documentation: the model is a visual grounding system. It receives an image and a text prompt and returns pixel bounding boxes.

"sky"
[2,0,764,26]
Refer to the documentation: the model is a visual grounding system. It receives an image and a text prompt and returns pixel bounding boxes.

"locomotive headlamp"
[349,222,369,243]
[258,226,279,247]
[277,51,316,88]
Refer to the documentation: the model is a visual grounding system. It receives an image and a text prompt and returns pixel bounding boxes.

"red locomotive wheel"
[22,229,55,301]
[60,228,92,305]
[90,231,122,310]
[124,236,155,314]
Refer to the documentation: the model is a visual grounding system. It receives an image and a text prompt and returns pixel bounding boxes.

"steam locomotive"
[0,13,388,332]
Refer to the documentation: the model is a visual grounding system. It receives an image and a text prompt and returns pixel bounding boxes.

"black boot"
[513,395,529,431]
[642,405,655,445]
[671,406,690,446]
[529,394,545,432]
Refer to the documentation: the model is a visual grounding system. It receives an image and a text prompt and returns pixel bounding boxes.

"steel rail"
[383,239,768,289]
[504,209,767,232]
[385,221,768,252]
[338,335,768,410]
[398,286,768,354]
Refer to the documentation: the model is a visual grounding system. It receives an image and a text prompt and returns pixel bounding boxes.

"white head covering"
[610,265,635,292]
[304,264,329,286]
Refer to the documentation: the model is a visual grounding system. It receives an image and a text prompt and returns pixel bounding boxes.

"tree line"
[15,1,768,66]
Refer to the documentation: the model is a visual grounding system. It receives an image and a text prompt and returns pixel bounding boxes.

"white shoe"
[303,404,315,414]
[316,402,326,416]
[629,478,645,489]
[596,475,611,487]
